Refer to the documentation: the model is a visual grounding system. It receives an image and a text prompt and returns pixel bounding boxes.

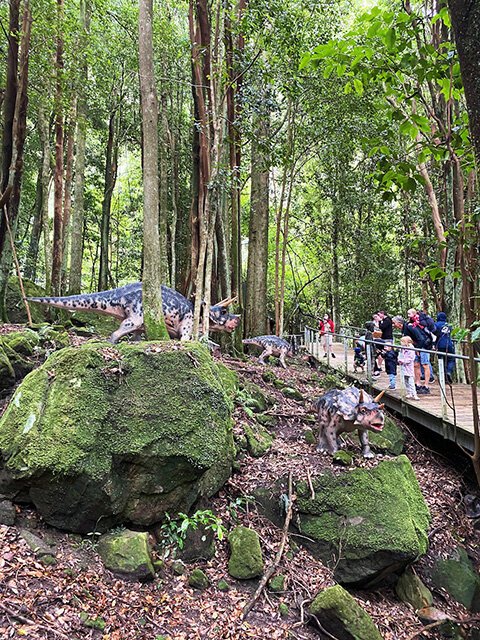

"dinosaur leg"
[279,350,288,369]
[359,429,374,458]
[258,347,273,365]
[323,417,340,453]
[179,314,193,341]
[109,315,143,344]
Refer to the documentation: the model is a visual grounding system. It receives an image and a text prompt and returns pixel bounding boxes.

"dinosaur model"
[314,386,386,458]
[242,335,294,369]
[28,282,240,343]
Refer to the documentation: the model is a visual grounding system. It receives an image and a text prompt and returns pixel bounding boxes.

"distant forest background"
[0,0,478,338]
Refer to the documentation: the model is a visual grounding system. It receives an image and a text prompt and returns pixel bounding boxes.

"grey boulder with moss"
[98,530,154,581]
[0,342,236,533]
[429,546,480,611]
[257,456,430,587]
[309,585,383,640]
[228,525,264,579]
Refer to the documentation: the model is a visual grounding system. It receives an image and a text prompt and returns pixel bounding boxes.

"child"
[382,344,398,389]
[353,343,366,372]
[398,336,419,400]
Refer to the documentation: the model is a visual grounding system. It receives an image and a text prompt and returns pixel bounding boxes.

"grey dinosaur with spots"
[242,335,294,369]
[314,386,386,458]
[28,283,240,343]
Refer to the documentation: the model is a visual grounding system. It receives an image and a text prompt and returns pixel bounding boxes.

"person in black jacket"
[378,310,393,342]
[381,344,398,388]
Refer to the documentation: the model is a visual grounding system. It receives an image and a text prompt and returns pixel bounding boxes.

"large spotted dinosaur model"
[242,335,294,369]
[314,387,386,458]
[28,282,240,343]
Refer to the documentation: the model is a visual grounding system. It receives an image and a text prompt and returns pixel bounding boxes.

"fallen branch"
[405,615,480,640]
[242,471,295,619]
[0,601,72,640]
[306,468,315,500]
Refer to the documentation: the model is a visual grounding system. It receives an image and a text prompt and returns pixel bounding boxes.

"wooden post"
[315,329,319,359]
[438,356,448,421]
[366,343,372,384]
[344,336,348,374]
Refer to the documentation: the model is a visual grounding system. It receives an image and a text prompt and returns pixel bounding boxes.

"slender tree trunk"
[38,105,52,292]
[51,0,65,296]
[62,110,75,291]
[0,0,31,319]
[68,0,89,294]
[159,92,169,284]
[98,112,117,291]
[139,0,169,339]
[24,167,43,280]
[245,113,269,337]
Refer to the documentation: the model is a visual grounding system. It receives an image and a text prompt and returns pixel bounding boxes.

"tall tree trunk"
[24,167,43,281]
[0,0,31,319]
[245,113,269,337]
[448,0,480,166]
[62,110,75,290]
[139,0,169,338]
[51,0,65,296]
[98,111,117,291]
[159,92,169,284]
[69,0,90,294]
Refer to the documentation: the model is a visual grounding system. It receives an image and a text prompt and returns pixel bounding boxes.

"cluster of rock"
[0,317,478,639]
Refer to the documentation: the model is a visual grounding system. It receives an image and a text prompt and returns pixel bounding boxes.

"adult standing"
[434,312,455,384]
[378,310,393,342]
[319,313,335,358]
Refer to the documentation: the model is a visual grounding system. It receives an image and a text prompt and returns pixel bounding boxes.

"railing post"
[438,356,448,421]
[344,336,348,374]
[304,327,308,353]
[326,333,331,367]
[366,343,372,384]
[315,329,319,360]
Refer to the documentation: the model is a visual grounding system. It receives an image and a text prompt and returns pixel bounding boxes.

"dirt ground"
[0,347,479,639]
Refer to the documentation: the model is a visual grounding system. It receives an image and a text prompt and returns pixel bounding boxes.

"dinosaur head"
[208,296,240,333]
[353,389,385,432]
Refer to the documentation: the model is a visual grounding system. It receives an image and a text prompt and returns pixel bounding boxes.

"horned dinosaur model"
[314,386,386,458]
[242,335,294,369]
[28,282,240,344]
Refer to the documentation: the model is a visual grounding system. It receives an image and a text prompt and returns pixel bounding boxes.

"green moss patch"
[309,584,383,640]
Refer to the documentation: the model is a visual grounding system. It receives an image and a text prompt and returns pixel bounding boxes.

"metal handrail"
[306,326,478,362]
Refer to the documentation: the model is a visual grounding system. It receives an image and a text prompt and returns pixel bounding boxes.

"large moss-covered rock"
[308,585,383,640]
[228,526,264,579]
[294,456,430,586]
[0,342,236,533]
[429,547,480,611]
[243,423,274,458]
[97,530,155,581]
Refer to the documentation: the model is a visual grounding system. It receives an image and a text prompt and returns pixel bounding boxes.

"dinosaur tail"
[27,291,111,312]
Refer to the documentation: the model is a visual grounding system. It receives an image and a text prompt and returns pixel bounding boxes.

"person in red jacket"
[319,313,336,358]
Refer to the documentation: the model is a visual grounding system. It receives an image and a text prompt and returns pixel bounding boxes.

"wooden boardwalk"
[305,338,476,453]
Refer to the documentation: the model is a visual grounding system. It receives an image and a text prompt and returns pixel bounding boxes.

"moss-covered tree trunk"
[139,0,169,339]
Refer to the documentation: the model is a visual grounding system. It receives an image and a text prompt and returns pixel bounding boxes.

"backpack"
[418,313,436,349]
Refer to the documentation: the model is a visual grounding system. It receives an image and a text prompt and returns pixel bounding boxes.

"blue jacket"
[434,312,453,351]
[383,349,398,375]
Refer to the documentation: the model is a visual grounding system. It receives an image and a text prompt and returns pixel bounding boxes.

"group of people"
[319,308,456,401]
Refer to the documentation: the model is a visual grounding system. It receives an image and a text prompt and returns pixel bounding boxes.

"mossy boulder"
[429,547,480,611]
[308,585,383,640]
[0,497,15,525]
[228,526,264,579]
[238,381,272,413]
[69,310,119,339]
[281,387,304,401]
[97,530,155,581]
[0,341,236,533]
[188,568,209,589]
[294,456,430,586]
[6,276,49,324]
[396,568,433,610]
[0,347,15,391]
[369,417,405,455]
[243,423,274,458]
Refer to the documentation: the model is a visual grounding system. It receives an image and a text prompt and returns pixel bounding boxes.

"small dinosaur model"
[242,335,294,369]
[28,282,240,343]
[314,387,386,458]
